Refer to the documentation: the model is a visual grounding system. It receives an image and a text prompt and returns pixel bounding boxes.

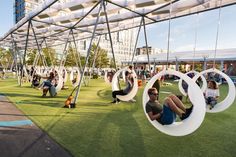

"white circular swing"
[104,69,113,84]
[143,69,206,136]
[112,67,138,102]
[178,70,207,96]
[70,68,81,87]
[193,68,236,113]
[60,68,68,83]
[54,69,63,92]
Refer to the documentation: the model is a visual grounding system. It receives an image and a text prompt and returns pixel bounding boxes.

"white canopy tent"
[1,0,236,49]
[128,48,236,64]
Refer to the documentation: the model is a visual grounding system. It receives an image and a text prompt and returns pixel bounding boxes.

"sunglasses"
[150,93,158,96]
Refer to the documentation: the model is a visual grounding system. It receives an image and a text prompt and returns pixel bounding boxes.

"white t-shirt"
[205,88,220,98]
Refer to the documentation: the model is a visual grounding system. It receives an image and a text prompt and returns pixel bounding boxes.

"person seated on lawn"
[39,71,56,97]
[146,87,193,125]
[111,71,133,104]
[204,80,219,109]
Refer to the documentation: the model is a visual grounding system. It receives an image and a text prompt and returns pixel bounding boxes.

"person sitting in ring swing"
[111,71,133,104]
[32,74,41,87]
[72,70,78,85]
[146,88,193,125]
[204,80,219,110]
[38,71,57,97]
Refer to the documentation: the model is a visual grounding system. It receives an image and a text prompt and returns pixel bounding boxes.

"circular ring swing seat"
[54,69,64,92]
[178,70,207,97]
[104,70,112,84]
[143,69,206,136]
[37,69,63,93]
[112,67,138,102]
[60,68,68,83]
[70,68,81,87]
[193,68,236,113]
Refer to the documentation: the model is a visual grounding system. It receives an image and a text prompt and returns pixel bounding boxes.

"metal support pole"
[175,57,179,71]
[131,19,143,65]
[71,30,83,71]
[203,57,207,71]
[43,38,54,67]
[31,22,47,68]
[220,60,224,71]
[142,17,151,71]
[72,1,103,104]
[153,58,156,73]
[103,0,117,70]
[20,21,31,86]
[71,30,87,86]
[59,29,72,70]
[88,36,102,85]
[10,34,18,77]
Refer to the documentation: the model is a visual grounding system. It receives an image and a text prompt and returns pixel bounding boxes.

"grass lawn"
[0,77,236,157]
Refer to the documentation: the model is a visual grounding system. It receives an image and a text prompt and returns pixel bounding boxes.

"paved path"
[0,95,72,157]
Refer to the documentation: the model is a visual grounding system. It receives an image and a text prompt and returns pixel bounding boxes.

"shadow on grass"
[15,108,73,157]
[85,110,146,157]
[97,89,112,99]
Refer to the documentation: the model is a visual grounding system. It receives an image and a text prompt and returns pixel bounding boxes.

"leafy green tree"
[0,48,13,68]
[88,43,109,68]
[26,49,37,65]
[42,48,57,66]
[65,46,80,67]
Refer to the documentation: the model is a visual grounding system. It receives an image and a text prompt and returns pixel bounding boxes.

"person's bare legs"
[164,97,184,117]
[168,94,186,112]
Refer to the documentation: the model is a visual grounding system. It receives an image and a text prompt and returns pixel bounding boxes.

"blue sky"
[0,0,14,37]
[0,1,236,52]
[138,5,236,51]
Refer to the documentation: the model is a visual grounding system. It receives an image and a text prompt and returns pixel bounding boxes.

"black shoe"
[180,106,193,120]
[180,113,189,120]
[111,100,116,104]
[186,105,193,115]
[209,105,214,110]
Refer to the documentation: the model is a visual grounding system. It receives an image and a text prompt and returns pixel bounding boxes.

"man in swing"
[111,71,133,104]
[146,87,193,125]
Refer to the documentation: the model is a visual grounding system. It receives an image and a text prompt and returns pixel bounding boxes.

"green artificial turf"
[0,76,236,157]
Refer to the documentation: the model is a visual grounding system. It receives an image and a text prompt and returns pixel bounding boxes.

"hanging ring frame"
[178,70,207,96]
[193,68,236,113]
[112,67,138,102]
[143,69,206,136]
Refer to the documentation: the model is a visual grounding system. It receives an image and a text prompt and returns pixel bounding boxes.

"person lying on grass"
[146,87,193,125]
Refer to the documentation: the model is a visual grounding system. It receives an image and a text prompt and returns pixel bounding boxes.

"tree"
[0,48,13,69]
[88,43,109,68]
[42,48,57,66]
[26,48,57,66]
[65,46,80,67]
[26,49,37,65]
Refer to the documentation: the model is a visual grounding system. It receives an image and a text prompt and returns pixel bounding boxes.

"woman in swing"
[38,71,56,97]
[146,87,193,125]
[111,71,133,104]
[204,80,219,110]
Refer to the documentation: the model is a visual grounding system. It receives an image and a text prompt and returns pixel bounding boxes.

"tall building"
[13,0,137,65]
[14,0,42,23]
